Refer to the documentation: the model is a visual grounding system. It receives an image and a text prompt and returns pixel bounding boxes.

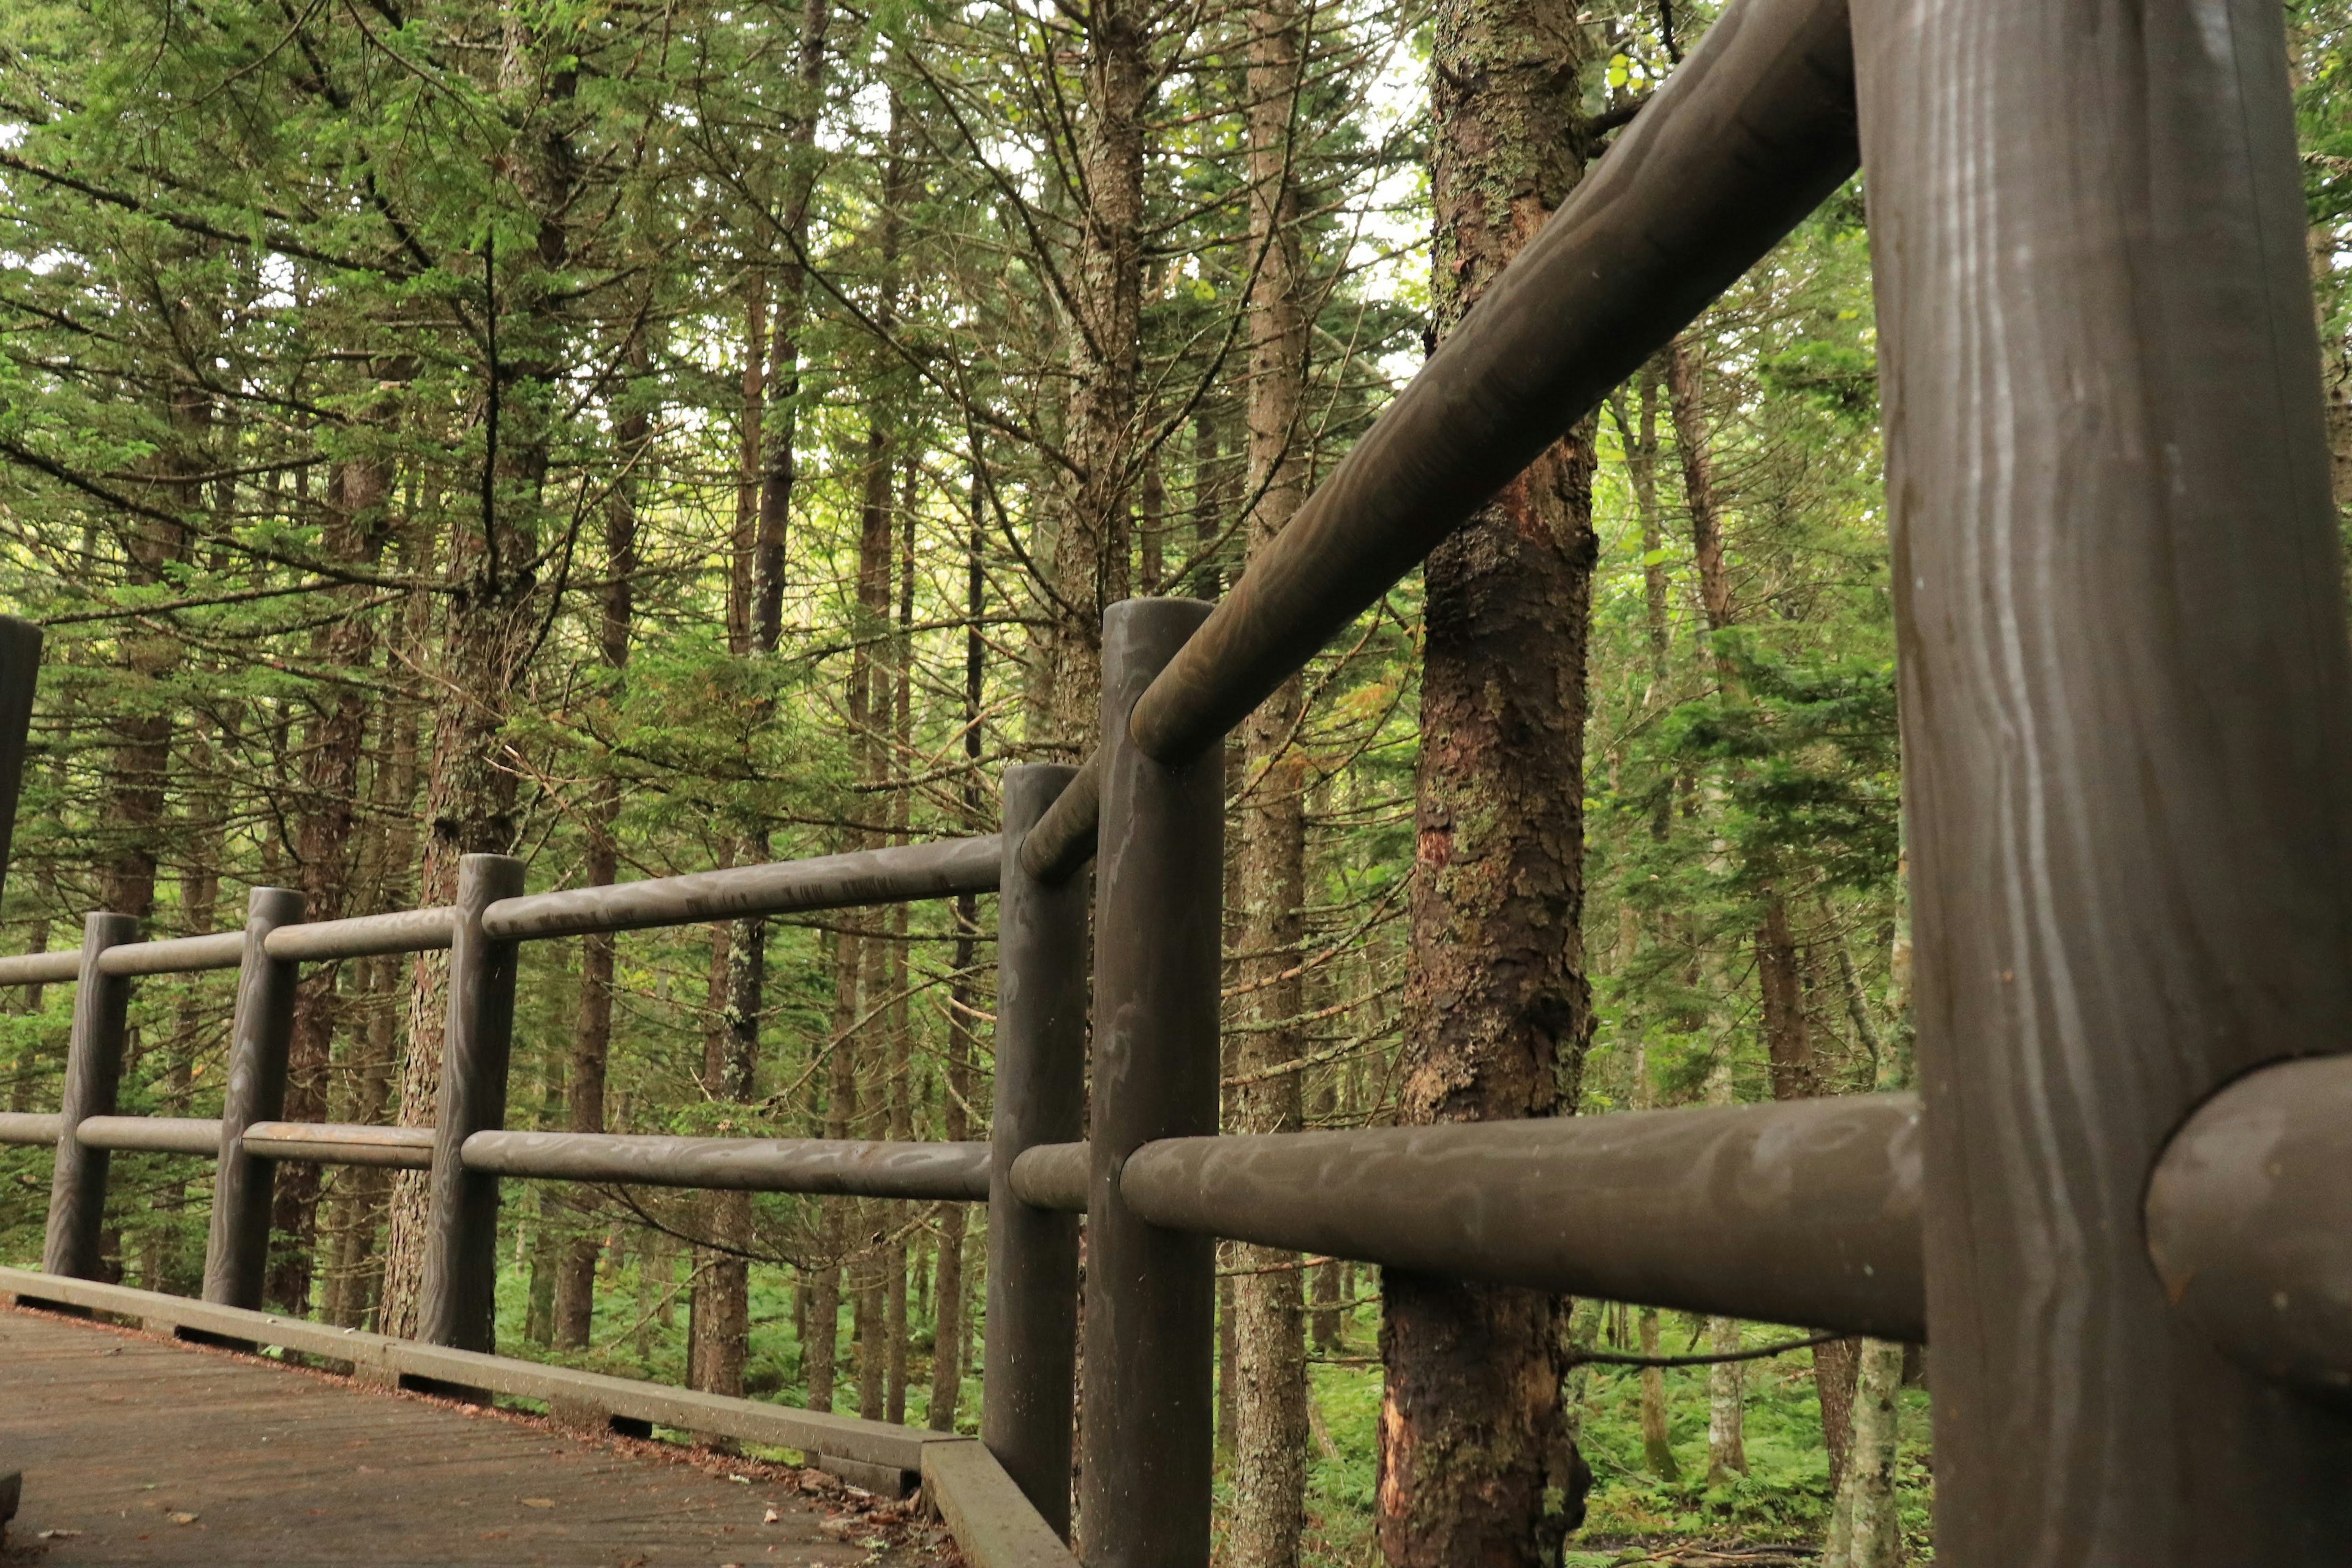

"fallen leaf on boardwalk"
[168,1512,199,1524]
[36,1529,81,1540]
[762,1507,781,1523]
[521,1498,556,1508]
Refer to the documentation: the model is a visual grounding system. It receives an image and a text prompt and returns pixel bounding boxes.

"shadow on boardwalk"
[0,1306,950,1566]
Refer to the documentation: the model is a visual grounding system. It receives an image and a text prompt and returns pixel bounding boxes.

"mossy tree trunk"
[1378,0,1597,1556]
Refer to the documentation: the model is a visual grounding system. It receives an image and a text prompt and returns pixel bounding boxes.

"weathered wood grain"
[241,1120,437,1169]
[1852,0,2352,1554]
[263,906,456,963]
[72,1118,221,1156]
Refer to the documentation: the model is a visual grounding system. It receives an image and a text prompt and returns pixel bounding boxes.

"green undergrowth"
[1262,1317,1934,1567]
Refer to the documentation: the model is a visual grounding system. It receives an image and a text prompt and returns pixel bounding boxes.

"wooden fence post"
[43,912,138,1279]
[1850,0,2352,1555]
[982,763,1089,1536]
[1079,599,1221,1568]
[0,616,43,905]
[417,853,526,1352]
[203,886,306,1309]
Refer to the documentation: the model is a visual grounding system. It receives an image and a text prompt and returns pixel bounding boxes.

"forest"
[0,0,2348,1561]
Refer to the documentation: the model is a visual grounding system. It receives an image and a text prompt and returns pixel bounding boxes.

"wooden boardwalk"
[0,1306,946,1566]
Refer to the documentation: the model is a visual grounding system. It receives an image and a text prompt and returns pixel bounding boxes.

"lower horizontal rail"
[9,1114,997,1200]
[922,1439,1079,1567]
[461,1131,992,1200]
[1013,1096,1928,1340]
[2145,1052,2352,1398]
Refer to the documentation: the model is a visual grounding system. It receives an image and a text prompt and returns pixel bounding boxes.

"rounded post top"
[244,886,306,926]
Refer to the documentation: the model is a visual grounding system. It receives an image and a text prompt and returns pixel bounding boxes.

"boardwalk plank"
[0,1308,941,1566]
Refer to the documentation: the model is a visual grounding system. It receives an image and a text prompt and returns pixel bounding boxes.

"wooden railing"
[4,0,2350,1558]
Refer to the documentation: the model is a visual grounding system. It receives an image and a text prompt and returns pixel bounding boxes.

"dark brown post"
[1078,599,1221,1568]
[982,763,1089,1536]
[43,912,137,1278]
[1852,0,2352,1556]
[0,616,43,905]
[203,886,306,1308]
[417,853,526,1351]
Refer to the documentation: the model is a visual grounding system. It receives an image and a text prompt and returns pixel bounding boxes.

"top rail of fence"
[480,834,1000,943]
[0,834,1003,985]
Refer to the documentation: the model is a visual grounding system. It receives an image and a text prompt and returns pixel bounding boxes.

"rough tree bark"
[925,462,989,1431]
[554,328,649,1349]
[323,511,432,1330]
[1041,0,1149,747]
[1229,0,1315,1557]
[379,33,578,1339]
[268,449,394,1314]
[1379,0,1597,1556]
[1823,1338,1907,1568]
[100,385,206,924]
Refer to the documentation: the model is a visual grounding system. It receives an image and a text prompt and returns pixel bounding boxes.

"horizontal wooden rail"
[242,1121,436,1169]
[2145,1053,2352,1399]
[74,1115,221,1155]
[0,837,1002,984]
[94,932,244,977]
[265,907,456,962]
[0,950,78,987]
[10,1115,990,1200]
[1010,1095,1926,1340]
[481,835,1003,943]
[1007,1142,1088,1212]
[0,1112,59,1144]
[461,1131,992,1199]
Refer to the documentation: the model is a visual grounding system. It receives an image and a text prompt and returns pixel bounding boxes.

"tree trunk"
[1042,0,1149,748]
[1638,1308,1679,1479]
[379,37,577,1337]
[269,451,395,1315]
[1815,1337,1863,1491]
[1706,1316,1747,1482]
[1230,0,1314,1551]
[1379,0,1596,1558]
[1823,1338,1907,1568]
[927,454,989,1434]
[806,924,860,1412]
[555,331,648,1349]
